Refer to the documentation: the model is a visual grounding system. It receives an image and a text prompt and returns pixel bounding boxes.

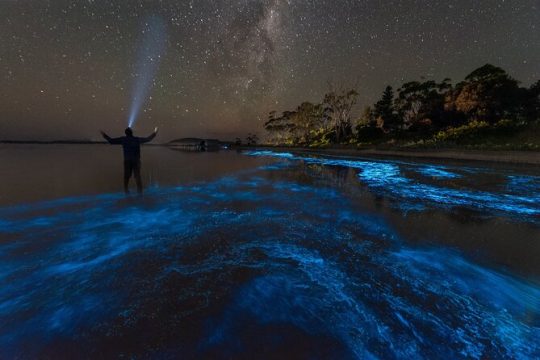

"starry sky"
[1,0,539,141]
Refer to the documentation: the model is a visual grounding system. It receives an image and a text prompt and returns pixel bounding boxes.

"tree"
[264,110,296,144]
[262,64,537,148]
[357,106,376,127]
[447,64,521,123]
[395,79,452,130]
[323,88,359,143]
[373,86,400,132]
[290,102,326,144]
[355,106,384,142]
[521,80,540,122]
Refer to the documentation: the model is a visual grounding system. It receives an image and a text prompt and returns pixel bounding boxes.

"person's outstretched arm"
[100,131,122,144]
[140,127,158,143]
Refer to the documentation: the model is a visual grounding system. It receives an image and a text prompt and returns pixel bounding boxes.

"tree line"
[264,64,540,147]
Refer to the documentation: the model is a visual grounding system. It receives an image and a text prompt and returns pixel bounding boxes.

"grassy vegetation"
[394,120,540,151]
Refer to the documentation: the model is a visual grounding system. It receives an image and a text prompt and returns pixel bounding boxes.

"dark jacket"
[103,133,156,162]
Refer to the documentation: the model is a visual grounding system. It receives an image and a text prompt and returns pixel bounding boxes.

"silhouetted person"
[100,127,158,195]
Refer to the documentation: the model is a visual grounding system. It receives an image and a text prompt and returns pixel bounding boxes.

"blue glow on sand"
[127,15,167,128]
[1,157,539,357]
[416,165,462,179]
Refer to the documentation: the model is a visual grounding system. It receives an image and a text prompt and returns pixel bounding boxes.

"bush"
[491,118,527,133]
[433,121,490,143]
[356,125,384,142]
[308,128,336,147]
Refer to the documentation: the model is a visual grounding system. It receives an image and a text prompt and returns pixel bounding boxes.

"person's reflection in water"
[100,127,158,195]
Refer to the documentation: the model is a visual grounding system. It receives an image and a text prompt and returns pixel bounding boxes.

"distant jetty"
[167,138,225,151]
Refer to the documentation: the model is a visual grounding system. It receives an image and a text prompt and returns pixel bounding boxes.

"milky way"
[0,0,538,140]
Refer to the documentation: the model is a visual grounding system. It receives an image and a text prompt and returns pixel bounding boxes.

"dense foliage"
[264,64,540,149]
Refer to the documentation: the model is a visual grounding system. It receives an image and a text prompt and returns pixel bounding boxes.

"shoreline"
[2,142,539,165]
[243,145,540,165]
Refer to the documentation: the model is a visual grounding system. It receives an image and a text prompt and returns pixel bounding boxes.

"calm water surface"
[0,144,539,358]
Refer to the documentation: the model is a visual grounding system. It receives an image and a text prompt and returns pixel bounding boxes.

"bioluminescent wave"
[1,152,539,358]
[245,150,540,220]
[1,166,540,358]
[127,16,167,128]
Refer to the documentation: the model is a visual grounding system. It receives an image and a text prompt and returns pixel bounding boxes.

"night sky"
[1,0,538,141]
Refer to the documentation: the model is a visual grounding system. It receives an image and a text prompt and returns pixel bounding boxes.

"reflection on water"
[0,146,539,358]
[0,144,270,206]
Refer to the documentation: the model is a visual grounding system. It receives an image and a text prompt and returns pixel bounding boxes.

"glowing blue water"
[0,152,539,358]
[127,16,167,127]
[246,151,540,219]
